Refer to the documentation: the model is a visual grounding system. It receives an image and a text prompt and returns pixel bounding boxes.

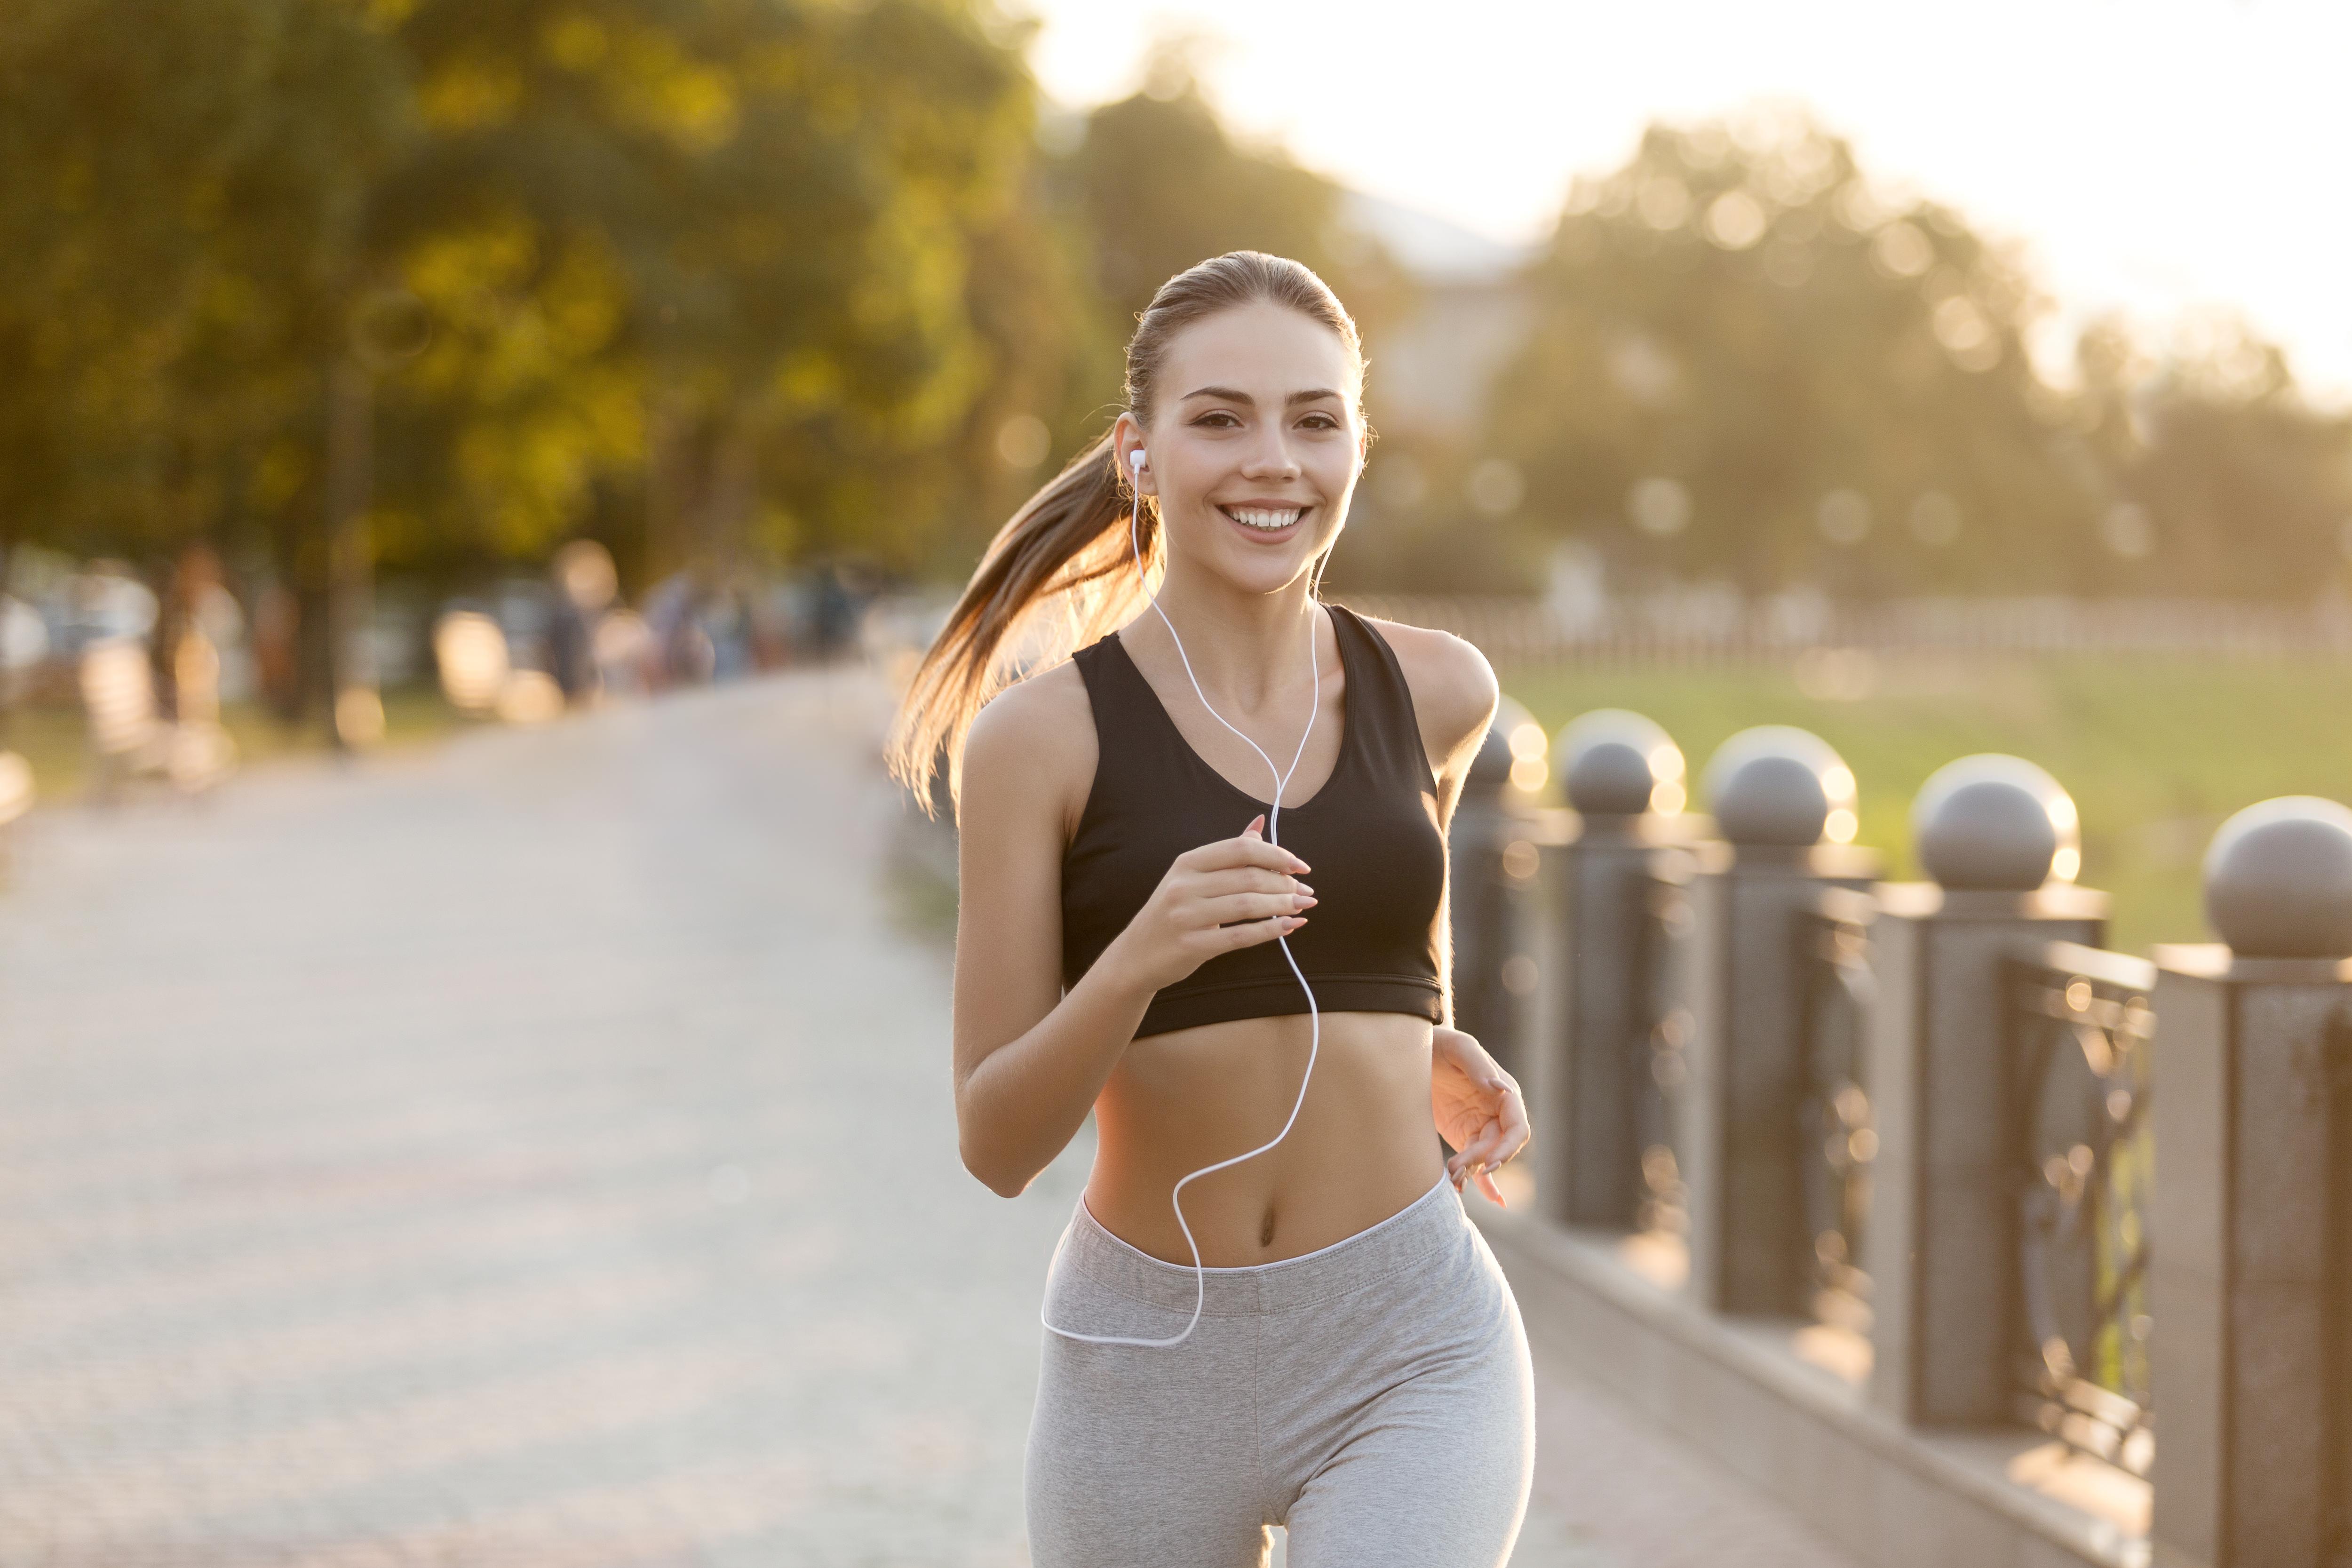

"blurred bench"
[79,637,236,800]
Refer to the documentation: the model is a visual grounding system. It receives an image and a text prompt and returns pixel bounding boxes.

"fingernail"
[1295,882,1314,895]
[1295,895,1317,908]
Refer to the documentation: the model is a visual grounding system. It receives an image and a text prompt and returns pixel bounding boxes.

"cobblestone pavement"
[0,671,1860,1567]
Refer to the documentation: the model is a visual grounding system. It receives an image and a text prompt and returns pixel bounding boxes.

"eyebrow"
[1179,386,1346,407]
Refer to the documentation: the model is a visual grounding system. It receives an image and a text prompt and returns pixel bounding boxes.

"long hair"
[885,251,1364,814]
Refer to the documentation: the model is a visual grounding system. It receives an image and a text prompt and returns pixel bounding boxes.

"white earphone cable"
[1040,447,1323,1350]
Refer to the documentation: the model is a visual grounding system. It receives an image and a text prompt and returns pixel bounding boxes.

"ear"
[1112,413,1155,497]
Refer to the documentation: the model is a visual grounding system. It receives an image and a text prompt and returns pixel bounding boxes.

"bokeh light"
[1629,477,1692,537]
[434,612,510,715]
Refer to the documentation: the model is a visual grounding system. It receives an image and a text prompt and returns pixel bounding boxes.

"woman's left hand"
[1431,1026,1530,1206]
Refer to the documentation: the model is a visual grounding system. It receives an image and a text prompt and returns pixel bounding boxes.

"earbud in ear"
[1129,447,1147,473]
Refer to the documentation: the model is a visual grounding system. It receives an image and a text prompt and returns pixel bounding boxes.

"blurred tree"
[373,0,1060,581]
[0,0,411,567]
[1066,45,1410,344]
[2072,312,2352,596]
[0,0,414,728]
[0,0,1089,646]
[1485,112,2099,596]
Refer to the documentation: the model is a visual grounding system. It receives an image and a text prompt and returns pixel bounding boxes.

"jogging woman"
[888,251,1534,1568]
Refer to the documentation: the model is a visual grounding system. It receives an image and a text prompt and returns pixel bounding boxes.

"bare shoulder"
[1359,615,1499,761]
[958,658,1097,831]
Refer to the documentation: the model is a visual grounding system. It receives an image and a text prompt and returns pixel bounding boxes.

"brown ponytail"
[885,251,1363,814]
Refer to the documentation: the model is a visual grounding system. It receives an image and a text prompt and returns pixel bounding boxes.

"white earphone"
[1039,441,1325,1350]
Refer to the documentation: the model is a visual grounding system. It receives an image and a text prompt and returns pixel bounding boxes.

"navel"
[1258,1206,1278,1250]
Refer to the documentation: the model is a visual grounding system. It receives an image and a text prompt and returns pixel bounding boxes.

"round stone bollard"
[1536,708,1692,1228]
[2201,796,2352,958]
[2153,795,2352,1565]
[1452,696,1543,1079]
[1910,754,2080,890]
[1552,708,1685,818]
[1700,725,1856,847]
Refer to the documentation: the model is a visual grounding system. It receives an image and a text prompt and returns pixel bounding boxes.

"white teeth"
[1227,507,1303,532]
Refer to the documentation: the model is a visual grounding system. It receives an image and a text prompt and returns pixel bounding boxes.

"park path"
[0,670,1860,1567]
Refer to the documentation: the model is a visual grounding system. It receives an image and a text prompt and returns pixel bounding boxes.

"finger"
[1492,1080,1530,1151]
[1453,1117,1505,1171]
[1195,867,1310,899]
[1203,890,1316,924]
[1439,1123,1496,1170]
[1474,1165,1507,1206]
[1218,912,1305,950]
[1241,812,1266,839]
[1186,835,1311,875]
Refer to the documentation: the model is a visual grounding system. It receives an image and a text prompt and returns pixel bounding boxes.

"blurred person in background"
[151,544,244,724]
[890,252,1534,1567]
[641,565,719,688]
[252,581,303,724]
[548,540,620,705]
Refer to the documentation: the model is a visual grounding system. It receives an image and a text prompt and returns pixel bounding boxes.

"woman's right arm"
[950,672,1314,1197]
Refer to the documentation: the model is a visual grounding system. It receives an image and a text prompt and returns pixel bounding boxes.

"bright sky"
[1015,0,2352,403]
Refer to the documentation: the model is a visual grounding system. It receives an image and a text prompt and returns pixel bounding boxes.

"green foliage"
[374,0,1054,573]
[6,30,2340,606]
[1482,112,2352,599]
[2072,316,2352,596]
[1072,81,1347,326]
[1486,116,2096,594]
[0,0,1075,585]
[0,0,412,560]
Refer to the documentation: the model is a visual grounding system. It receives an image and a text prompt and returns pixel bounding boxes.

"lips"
[1219,504,1309,534]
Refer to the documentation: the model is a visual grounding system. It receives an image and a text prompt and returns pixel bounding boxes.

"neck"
[1138,558,1323,708]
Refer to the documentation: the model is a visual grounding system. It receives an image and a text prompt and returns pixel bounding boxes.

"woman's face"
[1122,301,1365,597]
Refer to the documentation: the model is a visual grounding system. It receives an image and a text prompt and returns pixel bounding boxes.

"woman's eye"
[1298,414,1340,430]
[1194,412,1240,428]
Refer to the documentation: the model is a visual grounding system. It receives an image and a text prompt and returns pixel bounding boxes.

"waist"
[1061,1170,1464,1317]
[1087,1011,1446,1265]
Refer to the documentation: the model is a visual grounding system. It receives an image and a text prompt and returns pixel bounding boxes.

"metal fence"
[1632,854,1694,1240]
[2005,942,2157,1477]
[1469,720,2352,1562]
[1796,886,1877,1338]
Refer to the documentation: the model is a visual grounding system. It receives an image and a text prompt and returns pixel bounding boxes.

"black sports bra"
[1059,603,1448,1039]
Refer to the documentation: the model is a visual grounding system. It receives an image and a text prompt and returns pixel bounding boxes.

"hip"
[1042,1171,1520,1363]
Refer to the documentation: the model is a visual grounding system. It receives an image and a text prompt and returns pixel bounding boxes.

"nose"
[1237,425,1303,482]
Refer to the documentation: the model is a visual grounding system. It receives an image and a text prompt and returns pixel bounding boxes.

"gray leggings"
[1025,1174,1535,1567]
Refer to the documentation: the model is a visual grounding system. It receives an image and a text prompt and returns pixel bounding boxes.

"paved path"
[0,671,1860,1566]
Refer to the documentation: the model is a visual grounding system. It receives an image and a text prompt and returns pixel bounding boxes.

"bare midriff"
[1083,1009,1446,1267]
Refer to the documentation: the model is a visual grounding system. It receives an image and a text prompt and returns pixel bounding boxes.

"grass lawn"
[1,685,469,807]
[1503,653,2352,955]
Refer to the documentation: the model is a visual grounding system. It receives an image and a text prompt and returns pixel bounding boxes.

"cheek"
[1162,444,1227,503]
[1317,456,1359,516]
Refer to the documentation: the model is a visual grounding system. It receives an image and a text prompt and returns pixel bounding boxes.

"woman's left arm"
[1370,620,1532,1206]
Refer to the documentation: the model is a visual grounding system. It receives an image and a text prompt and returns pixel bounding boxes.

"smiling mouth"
[1220,505,1309,533]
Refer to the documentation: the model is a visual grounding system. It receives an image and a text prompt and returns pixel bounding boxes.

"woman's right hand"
[1105,813,1316,995]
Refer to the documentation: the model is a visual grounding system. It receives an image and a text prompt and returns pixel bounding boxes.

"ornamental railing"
[2003,941,2157,1478]
[1486,717,2352,1564]
[1631,852,1694,1239]
[1795,886,1877,1337]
